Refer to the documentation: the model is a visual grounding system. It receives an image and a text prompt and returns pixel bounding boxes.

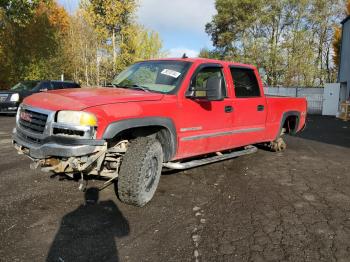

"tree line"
[0,0,164,89]
[1,0,349,89]
[201,0,350,87]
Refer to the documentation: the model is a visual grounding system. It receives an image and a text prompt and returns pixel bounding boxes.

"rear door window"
[230,68,260,98]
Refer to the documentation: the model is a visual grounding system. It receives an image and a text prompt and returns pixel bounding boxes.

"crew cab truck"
[13,58,307,207]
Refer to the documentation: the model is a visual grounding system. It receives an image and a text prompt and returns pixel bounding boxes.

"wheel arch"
[277,111,301,139]
[102,117,177,161]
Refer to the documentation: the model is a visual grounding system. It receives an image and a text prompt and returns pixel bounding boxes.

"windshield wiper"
[112,83,152,92]
[116,84,151,92]
[110,82,126,88]
[128,84,151,92]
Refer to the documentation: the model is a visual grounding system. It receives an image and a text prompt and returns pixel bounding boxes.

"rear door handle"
[225,105,233,113]
[257,105,265,111]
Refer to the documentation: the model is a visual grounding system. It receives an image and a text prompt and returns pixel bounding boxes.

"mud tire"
[117,137,163,207]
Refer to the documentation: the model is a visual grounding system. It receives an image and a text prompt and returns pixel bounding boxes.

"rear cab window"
[230,67,261,98]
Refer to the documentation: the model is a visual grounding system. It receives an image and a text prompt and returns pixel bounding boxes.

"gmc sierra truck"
[13,58,307,207]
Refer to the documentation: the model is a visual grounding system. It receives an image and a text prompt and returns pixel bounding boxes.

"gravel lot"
[0,115,349,262]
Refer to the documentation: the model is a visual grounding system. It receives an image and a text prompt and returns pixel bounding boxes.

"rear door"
[229,66,267,146]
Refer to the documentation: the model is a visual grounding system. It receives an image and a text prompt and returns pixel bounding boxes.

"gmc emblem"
[20,111,32,122]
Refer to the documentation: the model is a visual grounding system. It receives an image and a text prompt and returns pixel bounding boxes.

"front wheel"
[117,137,163,207]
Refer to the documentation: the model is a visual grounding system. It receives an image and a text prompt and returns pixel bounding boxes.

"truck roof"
[146,57,257,70]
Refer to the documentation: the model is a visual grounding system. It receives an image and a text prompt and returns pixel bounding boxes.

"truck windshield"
[11,81,40,91]
[111,60,191,94]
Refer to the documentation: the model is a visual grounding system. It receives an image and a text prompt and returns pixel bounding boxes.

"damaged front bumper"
[13,104,106,160]
[13,105,124,178]
[13,129,108,174]
[13,128,106,159]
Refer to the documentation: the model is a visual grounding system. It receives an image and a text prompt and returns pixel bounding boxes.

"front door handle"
[257,105,265,111]
[225,105,233,113]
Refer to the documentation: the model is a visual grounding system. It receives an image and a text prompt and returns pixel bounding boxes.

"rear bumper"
[13,129,106,159]
[0,101,19,114]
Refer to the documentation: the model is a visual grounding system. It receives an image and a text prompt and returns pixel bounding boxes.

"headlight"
[10,93,19,102]
[57,111,97,126]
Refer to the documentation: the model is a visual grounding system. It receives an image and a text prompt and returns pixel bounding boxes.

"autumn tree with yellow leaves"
[0,0,165,88]
[0,1,71,87]
[78,0,164,85]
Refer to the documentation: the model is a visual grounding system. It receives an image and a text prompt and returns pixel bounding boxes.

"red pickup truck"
[13,58,307,206]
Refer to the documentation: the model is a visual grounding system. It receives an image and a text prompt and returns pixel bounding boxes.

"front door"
[176,64,234,158]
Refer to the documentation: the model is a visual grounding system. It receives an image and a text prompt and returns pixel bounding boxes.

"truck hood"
[23,88,164,111]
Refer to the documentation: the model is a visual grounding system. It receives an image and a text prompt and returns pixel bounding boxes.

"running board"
[163,145,257,170]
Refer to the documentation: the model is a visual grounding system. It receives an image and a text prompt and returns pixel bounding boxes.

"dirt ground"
[0,115,349,262]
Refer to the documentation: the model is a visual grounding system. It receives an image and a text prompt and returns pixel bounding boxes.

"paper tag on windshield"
[161,69,181,78]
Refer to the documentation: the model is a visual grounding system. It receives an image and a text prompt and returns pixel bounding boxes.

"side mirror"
[205,76,224,101]
[187,76,224,101]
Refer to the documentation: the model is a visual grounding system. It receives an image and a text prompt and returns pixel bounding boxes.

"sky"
[57,0,216,57]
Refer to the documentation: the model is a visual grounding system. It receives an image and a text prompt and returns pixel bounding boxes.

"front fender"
[102,117,177,160]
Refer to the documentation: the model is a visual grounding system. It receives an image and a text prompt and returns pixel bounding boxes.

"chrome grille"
[19,109,48,134]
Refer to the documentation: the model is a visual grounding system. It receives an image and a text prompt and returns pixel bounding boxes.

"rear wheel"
[262,128,287,152]
[117,136,163,207]
[269,137,287,152]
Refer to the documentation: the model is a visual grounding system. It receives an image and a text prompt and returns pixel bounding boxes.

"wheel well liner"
[102,117,177,161]
[277,111,300,139]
